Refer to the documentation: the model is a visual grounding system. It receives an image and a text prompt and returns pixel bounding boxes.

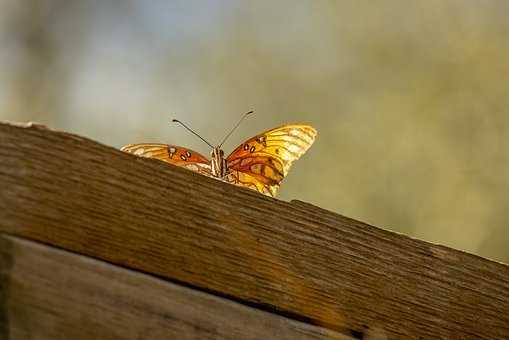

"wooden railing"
[1,121,508,339]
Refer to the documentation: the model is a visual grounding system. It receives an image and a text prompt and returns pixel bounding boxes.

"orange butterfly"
[121,112,316,197]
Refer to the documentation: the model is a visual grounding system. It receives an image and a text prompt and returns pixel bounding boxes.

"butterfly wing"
[121,143,211,175]
[226,124,317,197]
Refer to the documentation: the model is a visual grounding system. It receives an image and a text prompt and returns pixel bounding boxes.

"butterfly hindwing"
[225,170,279,197]
[226,124,317,196]
[121,143,212,175]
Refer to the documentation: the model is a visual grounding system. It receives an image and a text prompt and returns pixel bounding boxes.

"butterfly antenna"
[218,110,254,147]
[171,119,214,148]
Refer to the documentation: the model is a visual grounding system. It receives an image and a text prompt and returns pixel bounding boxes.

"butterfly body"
[121,124,316,197]
[210,147,227,178]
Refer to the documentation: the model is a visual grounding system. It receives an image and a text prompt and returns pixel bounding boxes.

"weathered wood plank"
[0,234,352,340]
[1,121,509,339]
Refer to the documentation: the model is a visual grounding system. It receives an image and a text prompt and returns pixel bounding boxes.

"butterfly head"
[172,111,253,179]
[210,147,224,158]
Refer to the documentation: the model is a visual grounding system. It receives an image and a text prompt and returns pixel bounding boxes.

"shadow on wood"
[0,235,352,340]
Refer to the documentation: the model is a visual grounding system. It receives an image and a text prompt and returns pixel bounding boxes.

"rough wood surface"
[1,121,509,339]
[0,234,351,340]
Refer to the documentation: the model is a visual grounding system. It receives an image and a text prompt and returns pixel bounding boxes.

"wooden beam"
[1,121,509,339]
[0,234,352,340]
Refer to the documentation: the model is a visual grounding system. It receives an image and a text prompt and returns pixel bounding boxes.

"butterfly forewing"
[226,124,317,196]
[121,143,212,175]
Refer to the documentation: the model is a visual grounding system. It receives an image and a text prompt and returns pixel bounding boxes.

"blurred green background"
[1,1,508,262]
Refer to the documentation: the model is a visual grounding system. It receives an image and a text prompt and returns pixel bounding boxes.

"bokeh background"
[1,1,509,262]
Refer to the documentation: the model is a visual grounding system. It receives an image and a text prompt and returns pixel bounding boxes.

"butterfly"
[121,112,316,197]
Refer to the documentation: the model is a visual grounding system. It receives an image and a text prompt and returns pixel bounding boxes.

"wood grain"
[1,121,509,339]
[0,234,352,340]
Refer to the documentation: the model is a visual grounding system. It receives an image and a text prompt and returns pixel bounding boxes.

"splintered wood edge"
[1,121,509,339]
